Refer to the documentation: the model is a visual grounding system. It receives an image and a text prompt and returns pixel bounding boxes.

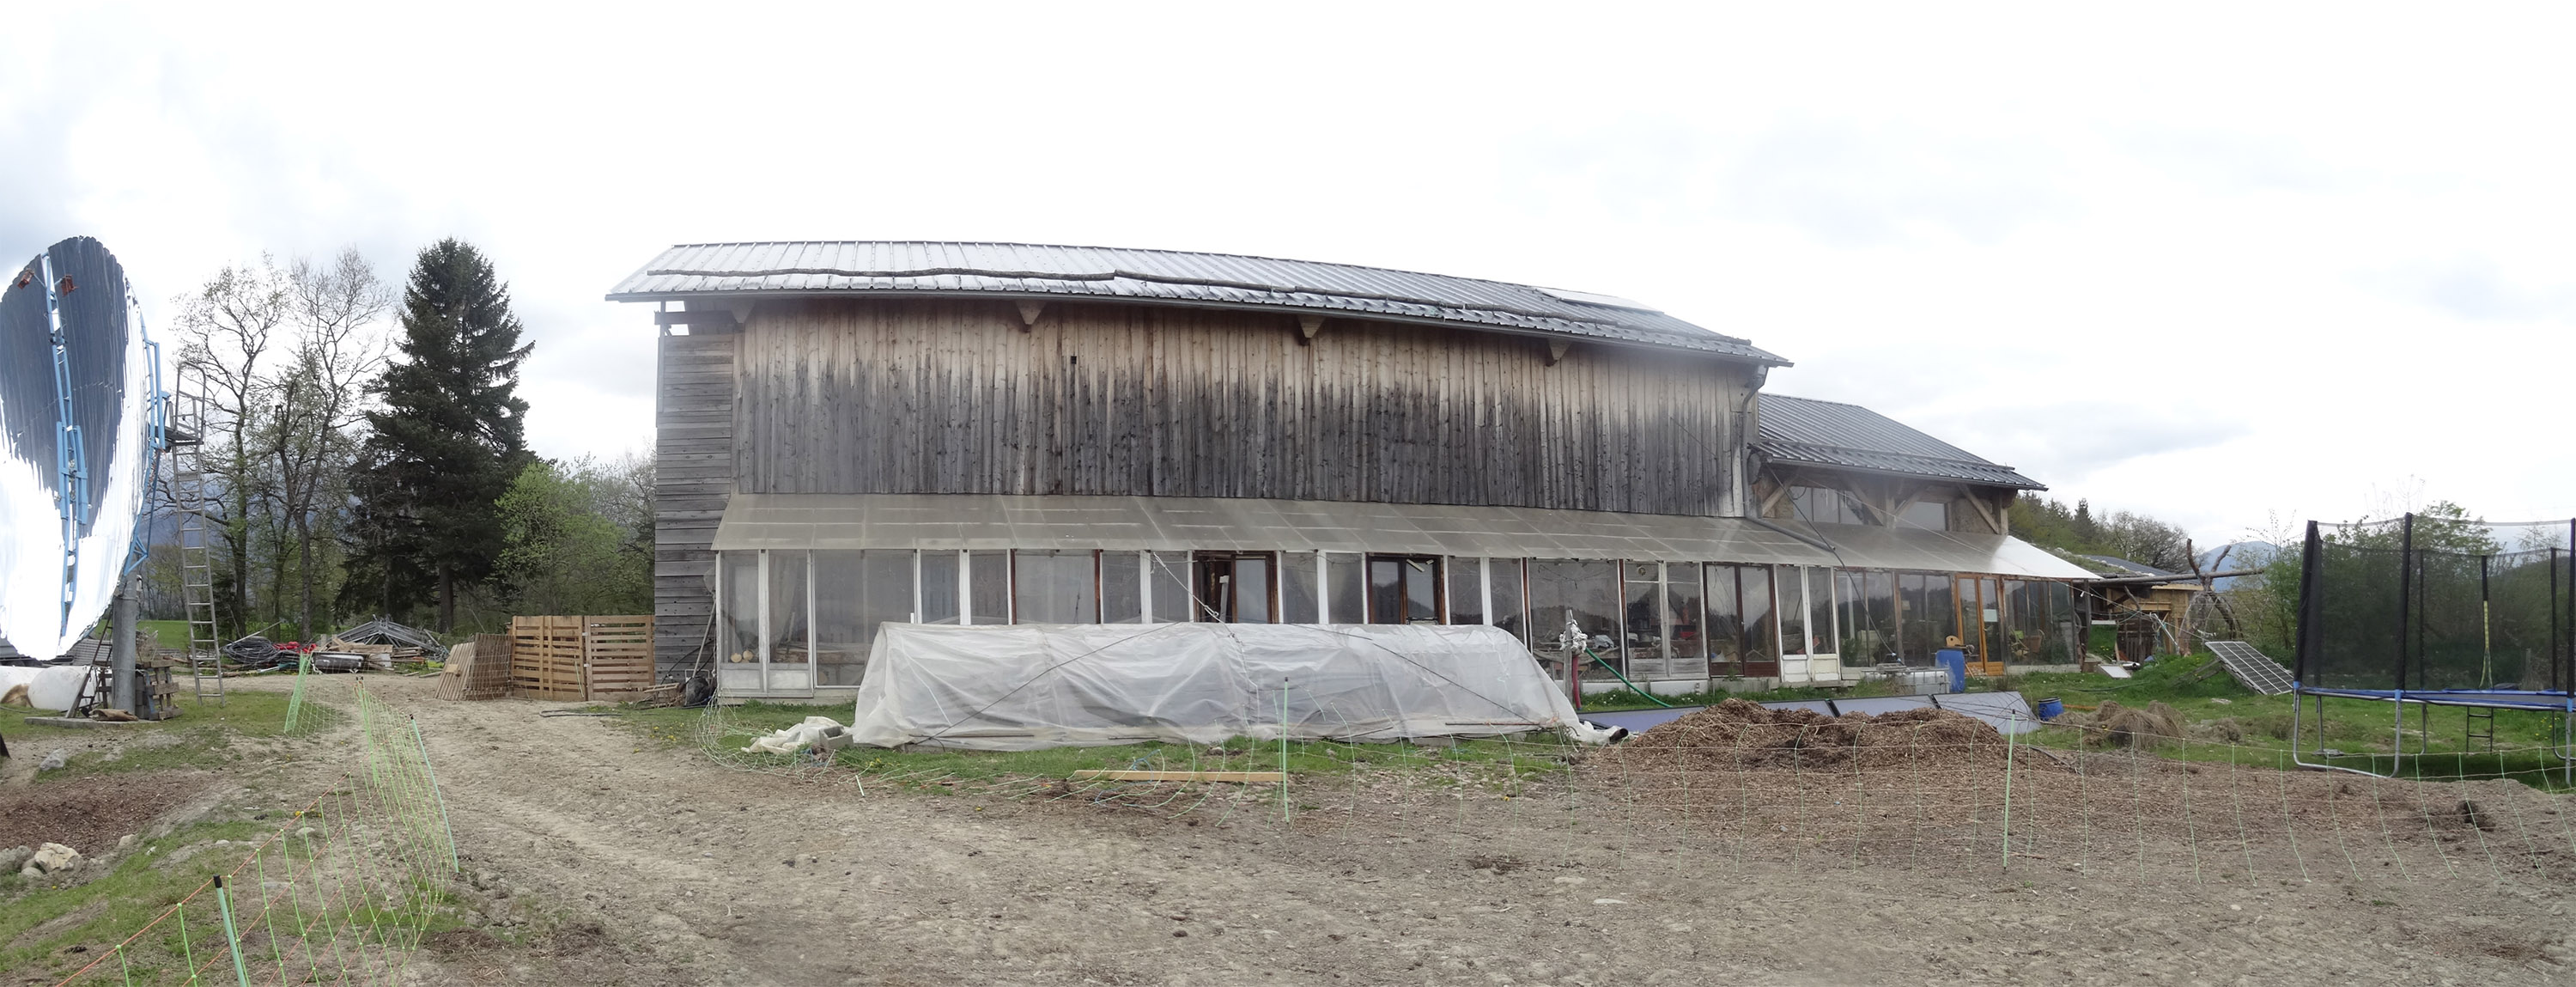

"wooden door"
[1955,576,2006,676]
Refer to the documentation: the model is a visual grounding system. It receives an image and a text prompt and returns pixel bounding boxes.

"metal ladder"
[169,375,223,704]
[2466,706,2496,753]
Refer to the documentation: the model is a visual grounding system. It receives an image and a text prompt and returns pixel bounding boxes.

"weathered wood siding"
[730,298,1750,515]
[655,332,735,674]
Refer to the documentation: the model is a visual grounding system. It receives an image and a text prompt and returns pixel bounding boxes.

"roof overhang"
[711,494,2094,580]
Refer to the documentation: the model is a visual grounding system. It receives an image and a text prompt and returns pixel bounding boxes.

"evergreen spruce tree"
[346,240,534,631]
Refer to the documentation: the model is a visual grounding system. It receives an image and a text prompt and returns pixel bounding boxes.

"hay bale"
[2090,700,2187,749]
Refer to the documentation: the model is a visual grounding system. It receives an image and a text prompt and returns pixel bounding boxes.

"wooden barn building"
[608,242,2094,701]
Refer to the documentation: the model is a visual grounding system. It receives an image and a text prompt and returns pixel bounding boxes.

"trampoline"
[2289,514,2576,778]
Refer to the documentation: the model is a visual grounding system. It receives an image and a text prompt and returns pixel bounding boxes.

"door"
[1953,576,2006,677]
[1195,552,1275,623]
[1777,566,1842,685]
[1366,555,1442,624]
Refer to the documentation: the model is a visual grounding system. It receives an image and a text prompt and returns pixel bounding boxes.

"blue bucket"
[1935,649,1967,693]
[2034,697,2064,720]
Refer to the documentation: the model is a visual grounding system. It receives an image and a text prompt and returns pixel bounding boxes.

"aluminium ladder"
[168,375,223,704]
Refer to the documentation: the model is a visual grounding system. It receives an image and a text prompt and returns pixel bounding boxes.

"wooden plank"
[1069,770,1285,783]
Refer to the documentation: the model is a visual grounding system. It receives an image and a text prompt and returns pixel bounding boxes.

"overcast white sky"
[9,3,2572,546]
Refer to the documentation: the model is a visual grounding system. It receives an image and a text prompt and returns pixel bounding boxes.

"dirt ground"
[25,674,2576,985]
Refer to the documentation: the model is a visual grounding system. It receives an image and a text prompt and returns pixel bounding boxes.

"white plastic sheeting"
[847,623,1582,751]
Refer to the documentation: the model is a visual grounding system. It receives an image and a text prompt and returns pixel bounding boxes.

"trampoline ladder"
[2466,706,2497,753]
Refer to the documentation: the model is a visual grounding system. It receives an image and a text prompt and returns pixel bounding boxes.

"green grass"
[617,700,1572,789]
[15,687,343,783]
[2014,650,2576,790]
[137,618,191,649]
[0,812,465,983]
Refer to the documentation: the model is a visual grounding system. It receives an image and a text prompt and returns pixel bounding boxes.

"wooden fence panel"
[582,615,656,699]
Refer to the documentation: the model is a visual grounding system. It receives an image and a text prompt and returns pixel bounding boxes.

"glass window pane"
[1235,557,1272,623]
[1447,557,1485,625]
[1623,561,1666,675]
[1929,576,1957,650]
[1325,552,1364,624]
[1668,563,1704,673]
[1403,558,1437,623]
[1898,573,1931,661]
[1807,567,1835,656]
[813,550,899,687]
[1280,551,1319,623]
[1102,551,1144,623]
[767,550,809,667]
[1777,566,1807,655]
[1148,551,1193,622]
[721,550,761,666]
[968,550,1009,625]
[1490,558,1526,642]
[1741,567,1776,667]
[1704,564,1742,674]
[1528,559,1621,681]
[1013,551,1097,624]
[920,551,960,624]
[1900,500,1948,531]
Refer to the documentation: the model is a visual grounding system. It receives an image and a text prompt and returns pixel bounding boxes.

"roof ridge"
[659,240,1645,304]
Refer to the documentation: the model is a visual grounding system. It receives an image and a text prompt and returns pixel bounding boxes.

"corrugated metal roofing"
[605,241,1786,363]
[1754,393,2044,490]
[711,494,2094,580]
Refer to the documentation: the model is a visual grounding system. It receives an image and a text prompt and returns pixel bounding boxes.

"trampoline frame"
[2289,515,2576,781]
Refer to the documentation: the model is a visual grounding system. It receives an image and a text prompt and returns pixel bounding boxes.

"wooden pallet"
[509,615,655,701]
[581,616,656,700]
[510,616,589,700]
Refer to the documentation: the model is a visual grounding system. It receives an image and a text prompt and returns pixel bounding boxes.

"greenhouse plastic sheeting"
[848,623,1583,751]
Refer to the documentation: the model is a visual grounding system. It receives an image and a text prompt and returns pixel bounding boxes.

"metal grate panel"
[2208,641,2294,695]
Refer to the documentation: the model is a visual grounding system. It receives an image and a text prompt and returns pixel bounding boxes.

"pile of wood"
[507,615,655,702]
[436,633,514,701]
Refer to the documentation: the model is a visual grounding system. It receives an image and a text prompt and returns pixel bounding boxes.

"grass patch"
[15,686,343,783]
[618,700,1573,790]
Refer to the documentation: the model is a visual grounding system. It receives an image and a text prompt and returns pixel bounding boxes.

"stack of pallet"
[508,615,656,702]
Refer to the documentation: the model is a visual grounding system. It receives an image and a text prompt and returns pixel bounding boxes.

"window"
[813,550,913,686]
[1623,562,1668,675]
[1489,558,1527,643]
[1012,551,1098,624]
[1790,485,1867,526]
[1899,500,1949,531]
[1446,557,1484,626]
[1324,552,1364,624]
[1704,564,1742,675]
[720,550,762,666]
[919,551,961,624]
[1777,566,1807,656]
[1838,570,1897,665]
[1367,555,1440,624]
[967,550,1010,625]
[1280,551,1321,623]
[1667,563,1705,677]
[1195,552,1274,623]
[1101,551,1143,623]
[1805,567,1836,657]
[1149,551,1194,622]
[1528,559,1621,679]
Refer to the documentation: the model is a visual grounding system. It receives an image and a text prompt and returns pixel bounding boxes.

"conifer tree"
[346,240,533,631]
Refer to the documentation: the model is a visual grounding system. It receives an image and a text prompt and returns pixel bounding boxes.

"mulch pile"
[0,772,212,855]
[1592,698,2021,774]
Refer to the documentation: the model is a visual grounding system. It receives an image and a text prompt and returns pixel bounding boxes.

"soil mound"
[1592,698,2018,773]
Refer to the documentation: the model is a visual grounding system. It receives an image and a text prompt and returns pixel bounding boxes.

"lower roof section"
[712,494,2096,580]
[1783,520,2099,581]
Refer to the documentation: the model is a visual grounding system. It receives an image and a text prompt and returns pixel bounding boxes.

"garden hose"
[1581,648,1676,708]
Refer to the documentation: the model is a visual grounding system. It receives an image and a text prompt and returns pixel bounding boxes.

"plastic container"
[2033,696,2064,720]
[1935,649,1967,693]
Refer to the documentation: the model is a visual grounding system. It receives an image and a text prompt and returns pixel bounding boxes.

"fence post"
[413,715,461,872]
[2002,714,2019,871]
[213,874,253,987]
[1279,678,1291,825]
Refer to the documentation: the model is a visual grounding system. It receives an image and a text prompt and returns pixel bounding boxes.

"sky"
[6,2,2573,548]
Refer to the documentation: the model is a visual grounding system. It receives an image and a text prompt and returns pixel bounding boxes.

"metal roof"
[605,241,1787,363]
[711,494,2093,580]
[1754,393,2044,490]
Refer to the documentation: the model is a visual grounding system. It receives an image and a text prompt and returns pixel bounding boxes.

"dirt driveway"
[262,673,2575,985]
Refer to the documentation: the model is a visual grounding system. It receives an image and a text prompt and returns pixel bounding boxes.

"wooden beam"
[1070,770,1285,783]
[1962,489,2003,534]
[653,309,739,328]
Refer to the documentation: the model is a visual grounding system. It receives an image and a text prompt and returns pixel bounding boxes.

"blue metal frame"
[40,253,87,636]
[123,291,168,578]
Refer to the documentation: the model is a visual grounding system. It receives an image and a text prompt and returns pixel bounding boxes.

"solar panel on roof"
[2207,641,2294,696]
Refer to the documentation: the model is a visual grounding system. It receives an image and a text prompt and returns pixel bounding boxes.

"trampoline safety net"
[2295,515,2575,692]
